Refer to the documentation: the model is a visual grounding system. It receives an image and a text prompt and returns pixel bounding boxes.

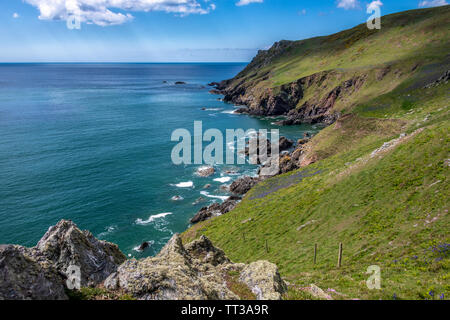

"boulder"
[279,136,294,151]
[239,261,287,300]
[190,197,240,224]
[230,176,259,195]
[138,242,150,252]
[196,166,215,177]
[34,220,126,287]
[0,245,67,300]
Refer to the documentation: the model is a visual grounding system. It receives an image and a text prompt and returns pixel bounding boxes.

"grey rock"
[230,176,259,195]
[239,261,287,300]
[34,220,126,287]
[0,245,67,300]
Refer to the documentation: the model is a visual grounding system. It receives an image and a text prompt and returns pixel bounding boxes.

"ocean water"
[0,63,319,257]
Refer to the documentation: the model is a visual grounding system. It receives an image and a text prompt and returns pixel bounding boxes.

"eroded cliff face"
[216,69,367,126]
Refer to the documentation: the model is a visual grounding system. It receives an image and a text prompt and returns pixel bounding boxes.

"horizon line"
[0,61,251,64]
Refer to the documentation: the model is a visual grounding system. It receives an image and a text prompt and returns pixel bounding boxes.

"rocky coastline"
[0,220,287,300]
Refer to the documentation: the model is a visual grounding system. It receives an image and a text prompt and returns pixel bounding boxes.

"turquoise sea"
[0,63,319,257]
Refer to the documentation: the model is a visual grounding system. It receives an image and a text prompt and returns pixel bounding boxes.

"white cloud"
[13,13,20,18]
[337,0,359,10]
[24,0,216,26]
[236,0,263,6]
[418,0,448,7]
[367,1,383,11]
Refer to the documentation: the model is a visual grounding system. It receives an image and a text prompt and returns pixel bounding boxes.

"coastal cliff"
[185,6,450,300]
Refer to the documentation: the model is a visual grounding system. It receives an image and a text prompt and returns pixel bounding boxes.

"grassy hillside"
[183,6,449,300]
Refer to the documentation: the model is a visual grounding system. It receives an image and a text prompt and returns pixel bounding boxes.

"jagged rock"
[193,197,207,205]
[104,234,286,300]
[190,196,240,224]
[34,220,126,287]
[239,261,287,300]
[0,245,67,300]
[230,176,259,195]
[191,203,222,224]
[279,136,294,151]
[138,242,150,252]
[185,236,230,266]
[196,166,215,177]
[104,234,239,300]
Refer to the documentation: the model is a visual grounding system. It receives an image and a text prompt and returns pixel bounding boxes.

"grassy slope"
[182,7,449,300]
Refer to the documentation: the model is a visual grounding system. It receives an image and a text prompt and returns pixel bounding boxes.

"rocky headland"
[0,220,287,300]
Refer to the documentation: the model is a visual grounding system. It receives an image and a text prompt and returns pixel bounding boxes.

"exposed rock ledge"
[0,220,286,300]
[213,67,367,126]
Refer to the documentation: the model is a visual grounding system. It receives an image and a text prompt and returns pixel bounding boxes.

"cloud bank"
[25,0,216,26]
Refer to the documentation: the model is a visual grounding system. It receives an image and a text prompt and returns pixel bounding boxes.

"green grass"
[181,6,449,300]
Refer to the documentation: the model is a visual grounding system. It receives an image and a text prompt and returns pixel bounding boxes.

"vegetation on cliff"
[183,6,450,300]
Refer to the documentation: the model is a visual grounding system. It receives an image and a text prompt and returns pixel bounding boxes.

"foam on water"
[200,191,229,202]
[172,181,194,188]
[135,212,173,225]
[213,177,231,183]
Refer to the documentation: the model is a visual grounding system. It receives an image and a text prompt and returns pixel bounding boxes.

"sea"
[0,63,320,257]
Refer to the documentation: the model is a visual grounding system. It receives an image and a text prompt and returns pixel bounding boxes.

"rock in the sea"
[279,136,294,151]
[175,81,186,85]
[34,220,127,287]
[230,176,259,195]
[0,245,67,300]
[196,166,215,177]
[193,197,207,205]
[239,261,287,300]
[104,234,287,300]
[171,195,184,201]
[138,242,150,252]
[190,196,241,224]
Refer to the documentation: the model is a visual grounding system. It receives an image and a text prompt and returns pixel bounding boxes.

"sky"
[0,0,448,62]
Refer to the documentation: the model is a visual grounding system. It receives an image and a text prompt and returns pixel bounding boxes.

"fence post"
[337,242,343,268]
[314,244,317,264]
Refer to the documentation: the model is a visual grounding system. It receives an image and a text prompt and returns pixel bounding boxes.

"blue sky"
[0,0,447,62]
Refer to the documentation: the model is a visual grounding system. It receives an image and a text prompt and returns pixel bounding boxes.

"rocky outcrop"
[0,245,67,300]
[239,261,287,300]
[0,220,126,300]
[34,220,126,287]
[1,221,287,301]
[190,196,241,224]
[424,70,450,88]
[213,63,367,126]
[196,166,215,177]
[104,234,287,300]
[230,176,260,195]
[279,136,294,151]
